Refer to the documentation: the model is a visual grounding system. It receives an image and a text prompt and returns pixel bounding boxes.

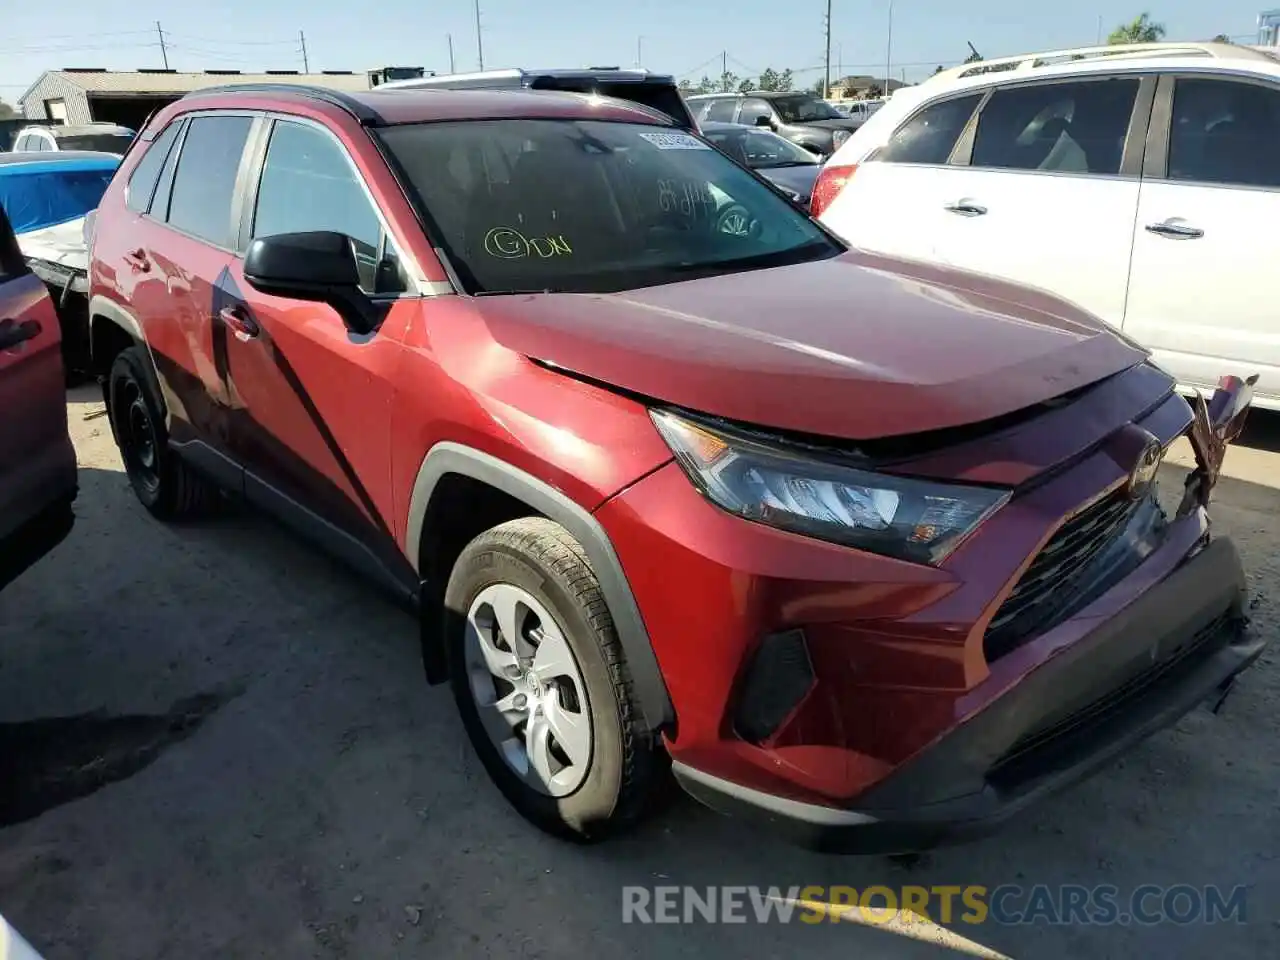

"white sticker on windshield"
[638,131,710,151]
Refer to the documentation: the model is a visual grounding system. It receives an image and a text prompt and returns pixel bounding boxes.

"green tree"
[1108,12,1166,44]
[716,70,741,93]
[934,65,945,74]
[1211,33,1232,43]
[755,67,794,92]
[0,99,16,120]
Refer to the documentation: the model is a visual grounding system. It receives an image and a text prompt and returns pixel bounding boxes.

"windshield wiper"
[472,288,557,297]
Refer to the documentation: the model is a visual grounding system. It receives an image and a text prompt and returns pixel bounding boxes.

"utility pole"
[156,21,169,69]
[447,34,456,73]
[722,50,727,89]
[823,0,832,99]
[637,36,643,68]
[1096,14,1103,44]
[299,30,309,72]
[885,0,894,97]
[474,0,485,70]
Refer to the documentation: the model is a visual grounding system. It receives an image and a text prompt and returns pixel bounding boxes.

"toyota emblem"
[1127,436,1165,500]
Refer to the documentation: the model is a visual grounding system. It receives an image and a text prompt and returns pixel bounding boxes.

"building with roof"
[17,68,409,131]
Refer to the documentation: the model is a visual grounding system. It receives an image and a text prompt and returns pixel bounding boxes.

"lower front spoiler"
[672,538,1265,855]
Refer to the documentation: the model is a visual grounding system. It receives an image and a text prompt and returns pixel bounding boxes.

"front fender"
[407,441,675,733]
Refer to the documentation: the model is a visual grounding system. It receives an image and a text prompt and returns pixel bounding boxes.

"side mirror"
[753,114,772,128]
[243,231,378,335]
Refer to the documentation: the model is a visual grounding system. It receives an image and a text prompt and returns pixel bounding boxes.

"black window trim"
[149,117,191,221]
[1144,70,1280,191]
[238,111,426,301]
[126,117,184,216]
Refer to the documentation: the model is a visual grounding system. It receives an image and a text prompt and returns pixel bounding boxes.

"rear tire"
[108,346,218,521]
[444,517,660,842]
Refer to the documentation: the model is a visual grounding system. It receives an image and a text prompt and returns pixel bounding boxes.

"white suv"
[813,42,1280,410]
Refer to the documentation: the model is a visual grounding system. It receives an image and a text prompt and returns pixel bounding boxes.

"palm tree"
[1108,13,1166,44]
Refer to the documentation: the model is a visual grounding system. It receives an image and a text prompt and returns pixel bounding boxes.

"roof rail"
[182,83,381,125]
[930,41,1276,84]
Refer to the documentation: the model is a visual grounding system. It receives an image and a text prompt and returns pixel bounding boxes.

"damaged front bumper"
[1177,373,1258,516]
[671,375,1265,855]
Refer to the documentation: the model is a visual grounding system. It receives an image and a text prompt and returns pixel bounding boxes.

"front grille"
[983,489,1146,661]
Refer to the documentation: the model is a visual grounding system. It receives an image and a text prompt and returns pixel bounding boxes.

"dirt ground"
[1,386,1277,959]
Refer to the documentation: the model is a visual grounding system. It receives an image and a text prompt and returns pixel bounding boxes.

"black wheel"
[444,517,661,842]
[107,346,218,521]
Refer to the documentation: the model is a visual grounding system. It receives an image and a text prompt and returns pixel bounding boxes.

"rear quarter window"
[874,93,983,165]
[126,121,183,214]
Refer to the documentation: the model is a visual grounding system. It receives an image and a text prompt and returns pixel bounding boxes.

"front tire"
[444,517,660,842]
[108,346,218,521]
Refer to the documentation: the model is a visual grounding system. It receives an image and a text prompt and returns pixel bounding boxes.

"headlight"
[651,410,1009,564]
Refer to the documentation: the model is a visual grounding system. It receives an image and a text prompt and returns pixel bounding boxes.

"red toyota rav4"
[86,83,1262,853]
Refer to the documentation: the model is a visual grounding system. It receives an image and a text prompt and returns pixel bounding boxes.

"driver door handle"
[1145,219,1204,240]
[218,305,260,342]
[0,317,41,351]
[944,200,988,217]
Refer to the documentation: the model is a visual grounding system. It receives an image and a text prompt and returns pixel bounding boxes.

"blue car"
[0,151,120,375]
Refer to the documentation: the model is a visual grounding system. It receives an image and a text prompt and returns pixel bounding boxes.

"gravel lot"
[1,386,1277,959]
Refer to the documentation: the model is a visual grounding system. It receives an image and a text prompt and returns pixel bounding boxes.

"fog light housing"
[732,629,815,744]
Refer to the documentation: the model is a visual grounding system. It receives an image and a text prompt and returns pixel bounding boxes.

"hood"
[475,251,1147,441]
[16,217,88,272]
[757,164,820,200]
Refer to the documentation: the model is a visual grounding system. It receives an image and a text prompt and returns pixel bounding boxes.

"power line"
[6,29,153,44]
[162,31,300,46]
[7,40,160,55]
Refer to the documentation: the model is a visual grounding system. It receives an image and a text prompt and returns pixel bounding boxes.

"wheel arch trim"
[88,294,170,423]
[406,441,674,732]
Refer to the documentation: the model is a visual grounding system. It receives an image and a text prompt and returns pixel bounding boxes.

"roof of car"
[179,84,675,127]
[687,90,804,100]
[0,150,120,167]
[20,124,134,137]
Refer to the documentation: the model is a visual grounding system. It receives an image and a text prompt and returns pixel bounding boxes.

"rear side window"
[1167,78,1280,188]
[970,78,1140,175]
[166,115,253,247]
[739,98,772,125]
[126,121,182,214]
[704,99,738,123]
[877,94,982,165]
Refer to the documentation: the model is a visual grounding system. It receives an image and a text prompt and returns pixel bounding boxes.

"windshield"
[771,95,843,123]
[58,133,134,153]
[0,165,116,233]
[379,119,839,295]
[702,128,818,168]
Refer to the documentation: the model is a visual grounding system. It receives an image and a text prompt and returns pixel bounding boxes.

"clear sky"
[2,1,1272,104]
